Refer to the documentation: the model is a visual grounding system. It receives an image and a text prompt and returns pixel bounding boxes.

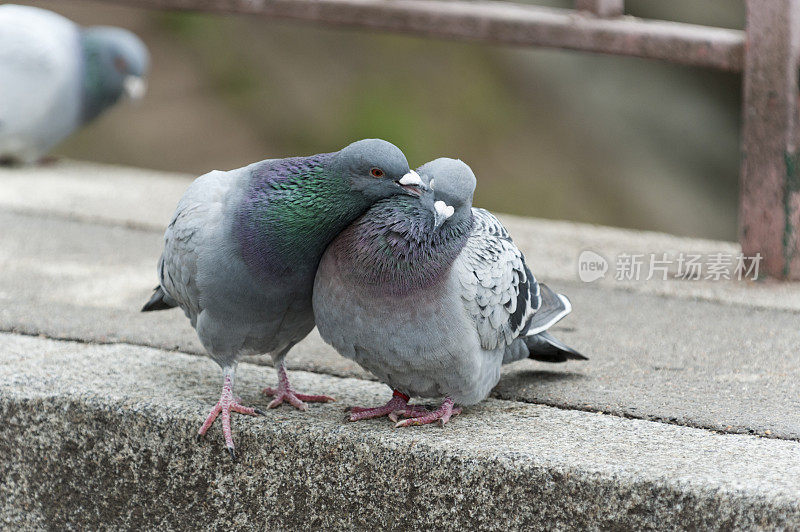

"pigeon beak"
[433,200,454,230]
[396,170,426,197]
[123,75,147,100]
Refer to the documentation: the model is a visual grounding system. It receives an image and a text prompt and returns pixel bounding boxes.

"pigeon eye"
[370,168,384,178]
[114,56,128,73]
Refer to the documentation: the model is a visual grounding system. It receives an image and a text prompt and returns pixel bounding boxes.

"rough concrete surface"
[3,161,799,311]
[2,161,800,529]
[0,160,192,230]
[2,208,800,440]
[3,333,800,530]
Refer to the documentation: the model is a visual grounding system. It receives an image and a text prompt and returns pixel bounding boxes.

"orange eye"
[370,168,384,178]
[114,56,128,73]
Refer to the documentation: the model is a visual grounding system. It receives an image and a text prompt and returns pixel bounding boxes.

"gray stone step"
[2,333,799,530]
[3,160,800,528]
[2,207,799,440]
[2,160,799,311]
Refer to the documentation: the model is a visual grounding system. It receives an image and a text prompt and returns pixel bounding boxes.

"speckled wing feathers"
[455,208,540,351]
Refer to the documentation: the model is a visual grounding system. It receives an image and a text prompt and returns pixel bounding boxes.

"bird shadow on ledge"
[495,369,587,390]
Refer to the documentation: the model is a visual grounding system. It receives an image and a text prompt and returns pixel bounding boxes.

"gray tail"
[525,330,587,363]
[525,283,572,336]
[141,286,176,312]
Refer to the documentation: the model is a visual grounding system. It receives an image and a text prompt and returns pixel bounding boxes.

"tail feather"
[526,283,572,336]
[525,330,587,363]
[141,286,176,312]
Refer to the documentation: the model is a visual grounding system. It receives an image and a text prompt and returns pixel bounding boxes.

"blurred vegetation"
[26,0,744,240]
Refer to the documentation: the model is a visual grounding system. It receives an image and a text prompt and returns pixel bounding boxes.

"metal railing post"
[740,0,800,279]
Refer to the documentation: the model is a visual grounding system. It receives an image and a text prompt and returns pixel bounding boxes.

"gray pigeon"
[0,5,149,165]
[142,139,424,458]
[313,158,585,427]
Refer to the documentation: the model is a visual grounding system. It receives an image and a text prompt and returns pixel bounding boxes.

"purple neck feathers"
[330,197,473,296]
[234,153,369,281]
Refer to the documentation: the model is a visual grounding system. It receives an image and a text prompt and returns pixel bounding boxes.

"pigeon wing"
[455,208,541,351]
[159,171,233,324]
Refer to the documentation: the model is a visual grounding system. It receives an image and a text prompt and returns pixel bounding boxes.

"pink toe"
[231,403,257,416]
[388,406,430,423]
[348,395,414,422]
[287,394,308,410]
[221,408,234,449]
[349,406,392,421]
[198,403,222,436]
[294,393,335,403]
[394,398,459,428]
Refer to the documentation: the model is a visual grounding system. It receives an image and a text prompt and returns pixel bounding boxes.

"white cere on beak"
[123,76,147,100]
[434,200,455,220]
[398,170,423,186]
[429,178,435,190]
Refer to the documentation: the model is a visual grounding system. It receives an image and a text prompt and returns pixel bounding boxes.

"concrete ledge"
[0,160,192,231]
[2,333,800,530]
[2,160,799,311]
[4,160,800,528]
[3,162,800,440]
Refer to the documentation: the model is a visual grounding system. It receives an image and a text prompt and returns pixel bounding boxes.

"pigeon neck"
[332,197,473,296]
[235,154,370,280]
[80,32,123,123]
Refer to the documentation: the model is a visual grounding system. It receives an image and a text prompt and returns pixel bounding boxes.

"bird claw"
[262,387,334,411]
[394,399,461,428]
[263,363,335,411]
[388,406,431,423]
[228,447,237,462]
[196,384,261,454]
[348,395,427,422]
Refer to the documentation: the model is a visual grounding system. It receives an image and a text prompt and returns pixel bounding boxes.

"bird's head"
[82,26,150,104]
[416,158,476,230]
[335,139,427,203]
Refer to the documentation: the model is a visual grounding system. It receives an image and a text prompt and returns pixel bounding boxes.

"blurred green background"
[18,0,744,240]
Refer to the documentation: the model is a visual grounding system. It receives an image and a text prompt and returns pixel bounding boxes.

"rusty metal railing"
[103,0,800,280]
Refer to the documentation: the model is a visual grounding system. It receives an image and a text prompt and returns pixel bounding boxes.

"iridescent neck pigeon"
[142,139,424,458]
[313,158,586,427]
[0,5,148,165]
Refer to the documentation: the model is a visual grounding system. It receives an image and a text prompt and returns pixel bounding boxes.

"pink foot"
[394,397,462,428]
[348,390,429,422]
[197,370,263,460]
[387,406,432,422]
[262,363,334,410]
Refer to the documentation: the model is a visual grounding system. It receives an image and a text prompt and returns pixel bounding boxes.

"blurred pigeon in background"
[142,139,424,458]
[0,4,149,165]
[313,158,585,427]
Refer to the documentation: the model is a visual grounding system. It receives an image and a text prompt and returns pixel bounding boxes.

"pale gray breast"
[314,249,502,404]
